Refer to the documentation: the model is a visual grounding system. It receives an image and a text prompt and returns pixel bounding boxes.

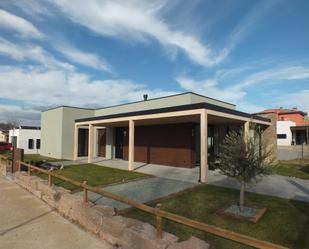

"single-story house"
[9,126,41,154]
[40,92,273,182]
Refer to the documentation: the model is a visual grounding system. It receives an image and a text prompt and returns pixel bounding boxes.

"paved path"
[0,176,114,249]
[208,171,309,203]
[75,177,196,210]
[57,158,309,203]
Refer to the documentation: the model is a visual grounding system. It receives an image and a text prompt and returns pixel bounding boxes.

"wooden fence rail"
[0,156,289,249]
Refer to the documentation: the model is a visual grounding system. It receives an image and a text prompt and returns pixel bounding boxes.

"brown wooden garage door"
[120,123,196,168]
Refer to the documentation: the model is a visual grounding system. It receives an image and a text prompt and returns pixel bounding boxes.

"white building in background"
[9,126,41,154]
[0,130,7,142]
[276,120,296,146]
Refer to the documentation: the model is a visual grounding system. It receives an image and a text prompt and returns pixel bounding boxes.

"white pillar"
[128,120,135,171]
[73,125,78,161]
[88,124,94,163]
[244,121,250,141]
[200,109,208,183]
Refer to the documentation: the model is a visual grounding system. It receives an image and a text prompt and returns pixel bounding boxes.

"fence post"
[17,160,21,172]
[83,181,88,204]
[48,172,52,186]
[28,164,31,176]
[156,203,163,239]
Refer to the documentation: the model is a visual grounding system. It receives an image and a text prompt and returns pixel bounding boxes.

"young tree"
[217,125,272,212]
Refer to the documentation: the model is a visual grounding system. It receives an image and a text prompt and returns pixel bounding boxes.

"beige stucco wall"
[41,107,94,160]
[41,108,63,159]
[61,108,95,160]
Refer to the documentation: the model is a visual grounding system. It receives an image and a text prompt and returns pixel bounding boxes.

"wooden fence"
[0,155,289,249]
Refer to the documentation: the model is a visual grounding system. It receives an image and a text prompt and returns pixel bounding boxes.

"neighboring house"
[41,92,272,183]
[9,126,41,154]
[0,130,8,142]
[256,108,309,146]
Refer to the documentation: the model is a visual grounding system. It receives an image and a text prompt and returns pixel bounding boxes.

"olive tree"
[217,125,272,211]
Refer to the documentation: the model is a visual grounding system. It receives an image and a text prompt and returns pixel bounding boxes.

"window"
[28,139,34,149]
[36,139,41,149]
[277,134,287,139]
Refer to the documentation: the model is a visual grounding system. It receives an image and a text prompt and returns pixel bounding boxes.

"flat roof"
[42,92,236,113]
[42,105,95,113]
[76,102,270,123]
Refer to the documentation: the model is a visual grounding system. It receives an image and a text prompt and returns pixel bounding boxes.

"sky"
[0,0,308,125]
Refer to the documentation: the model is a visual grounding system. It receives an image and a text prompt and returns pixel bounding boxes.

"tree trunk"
[239,180,245,212]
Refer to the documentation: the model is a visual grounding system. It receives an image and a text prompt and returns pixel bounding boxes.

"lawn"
[123,184,309,249]
[24,154,65,163]
[271,160,309,180]
[35,163,147,191]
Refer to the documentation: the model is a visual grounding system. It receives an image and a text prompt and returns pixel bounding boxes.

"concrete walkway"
[75,177,196,210]
[0,176,115,249]
[90,158,309,203]
[56,157,309,203]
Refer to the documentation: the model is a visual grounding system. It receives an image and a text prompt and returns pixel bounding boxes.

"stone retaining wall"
[14,171,209,249]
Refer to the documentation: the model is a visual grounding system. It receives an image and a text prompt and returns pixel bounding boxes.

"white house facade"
[9,126,41,154]
[276,120,296,146]
[0,131,7,142]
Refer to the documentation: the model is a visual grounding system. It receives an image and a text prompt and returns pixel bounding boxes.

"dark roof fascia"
[20,126,41,130]
[76,102,270,123]
[290,125,309,129]
[94,92,236,111]
[279,111,306,116]
[42,105,95,113]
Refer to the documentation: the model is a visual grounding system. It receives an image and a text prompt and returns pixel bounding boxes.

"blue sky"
[0,0,308,125]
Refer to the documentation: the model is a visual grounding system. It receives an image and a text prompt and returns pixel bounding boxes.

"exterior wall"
[41,107,94,159]
[278,145,309,160]
[278,113,309,126]
[41,108,63,159]
[94,92,235,117]
[0,131,6,142]
[277,121,295,146]
[121,123,196,168]
[9,129,41,154]
[258,113,278,162]
[61,108,95,160]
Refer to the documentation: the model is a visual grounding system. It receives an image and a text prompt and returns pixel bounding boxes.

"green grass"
[123,184,309,249]
[24,154,65,163]
[35,163,147,191]
[271,160,309,180]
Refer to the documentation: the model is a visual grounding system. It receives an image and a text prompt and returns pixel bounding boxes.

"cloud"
[177,64,309,112]
[0,9,43,39]
[48,0,226,67]
[274,90,309,112]
[0,65,177,119]
[0,38,73,70]
[55,44,112,72]
[235,66,309,89]
[0,104,40,125]
[176,76,246,103]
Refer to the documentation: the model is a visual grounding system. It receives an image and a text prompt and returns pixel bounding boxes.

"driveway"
[0,176,114,249]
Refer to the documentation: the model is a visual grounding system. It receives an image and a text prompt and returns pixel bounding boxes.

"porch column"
[128,119,135,171]
[244,121,250,141]
[73,124,78,161]
[88,124,94,163]
[200,109,208,183]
